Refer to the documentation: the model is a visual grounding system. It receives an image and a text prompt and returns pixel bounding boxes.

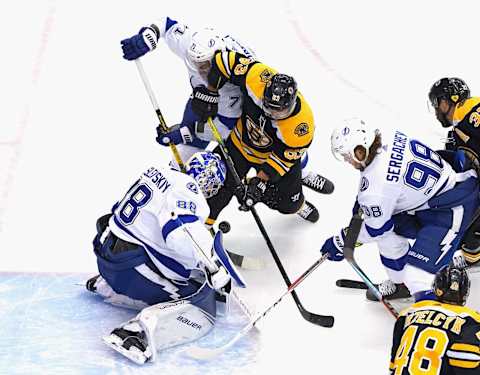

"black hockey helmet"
[433,265,470,306]
[428,77,470,109]
[263,74,298,120]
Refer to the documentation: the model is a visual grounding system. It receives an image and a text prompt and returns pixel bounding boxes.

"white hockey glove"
[208,265,231,291]
[451,249,467,269]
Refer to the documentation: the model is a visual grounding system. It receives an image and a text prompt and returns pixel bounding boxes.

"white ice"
[1,1,479,374]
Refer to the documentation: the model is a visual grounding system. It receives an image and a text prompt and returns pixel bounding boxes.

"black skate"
[297,200,319,223]
[366,280,411,301]
[302,172,334,194]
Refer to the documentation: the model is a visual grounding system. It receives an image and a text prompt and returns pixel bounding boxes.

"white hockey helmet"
[185,28,226,77]
[330,118,377,165]
[185,151,227,199]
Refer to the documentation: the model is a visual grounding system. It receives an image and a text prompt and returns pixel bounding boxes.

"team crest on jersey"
[245,115,272,148]
[260,69,275,83]
[294,123,309,137]
[186,182,199,194]
[360,177,369,192]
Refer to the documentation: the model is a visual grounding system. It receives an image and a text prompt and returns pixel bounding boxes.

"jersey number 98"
[404,140,443,194]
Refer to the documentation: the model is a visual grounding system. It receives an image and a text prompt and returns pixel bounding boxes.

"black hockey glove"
[235,177,267,211]
[191,86,219,122]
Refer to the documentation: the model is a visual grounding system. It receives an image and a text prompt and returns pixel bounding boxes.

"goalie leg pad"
[103,281,216,364]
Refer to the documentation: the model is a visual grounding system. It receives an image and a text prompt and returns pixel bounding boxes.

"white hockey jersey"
[356,129,471,244]
[154,16,256,140]
[108,165,213,282]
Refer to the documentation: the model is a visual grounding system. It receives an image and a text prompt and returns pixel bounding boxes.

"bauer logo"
[177,316,202,330]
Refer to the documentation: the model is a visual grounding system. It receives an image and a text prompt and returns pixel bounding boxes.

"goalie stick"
[185,253,330,360]
[206,117,332,327]
[342,211,399,319]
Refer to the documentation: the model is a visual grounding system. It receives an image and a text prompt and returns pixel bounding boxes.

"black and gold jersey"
[450,97,480,164]
[208,51,314,182]
[390,300,480,375]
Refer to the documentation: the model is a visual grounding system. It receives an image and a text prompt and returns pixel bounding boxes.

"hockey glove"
[320,230,346,261]
[235,177,267,211]
[207,266,232,291]
[191,86,219,122]
[121,26,159,61]
[155,124,194,146]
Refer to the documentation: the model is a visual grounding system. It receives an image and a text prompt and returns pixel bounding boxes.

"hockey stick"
[133,59,259,269]
[342,211,399,319]
[206,117,334,327]
[336,279,368,289]
[185,253,330,360]
[135,59,186,172]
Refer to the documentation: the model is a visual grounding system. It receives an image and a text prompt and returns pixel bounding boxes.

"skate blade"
[102,335,149,365]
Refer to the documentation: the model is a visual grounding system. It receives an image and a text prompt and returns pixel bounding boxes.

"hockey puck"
[219,221,231,233]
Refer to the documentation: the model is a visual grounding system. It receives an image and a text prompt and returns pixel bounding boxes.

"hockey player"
[390,265,480,374]
[429,77,480,267]
[194,50,321,223]
[120,17,334,221]
[320,118,478,301]
[86,151,246,364]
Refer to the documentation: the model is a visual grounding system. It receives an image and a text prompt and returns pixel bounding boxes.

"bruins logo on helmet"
[294,123,309,137]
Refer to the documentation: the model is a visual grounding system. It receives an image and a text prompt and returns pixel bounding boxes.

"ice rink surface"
[1,0,479,373]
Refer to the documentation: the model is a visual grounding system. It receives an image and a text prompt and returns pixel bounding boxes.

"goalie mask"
[331,118,377,167]
[186,28,226,79]
[185,151,226,199]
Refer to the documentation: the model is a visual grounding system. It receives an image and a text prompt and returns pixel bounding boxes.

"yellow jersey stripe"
[462,250,480,263]
[266,158,287,176]
[451,343,480,354]
[449,359,479,369]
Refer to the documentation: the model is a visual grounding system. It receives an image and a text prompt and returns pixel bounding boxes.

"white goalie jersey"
[108,165,213,281]
[153,16,256,140]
